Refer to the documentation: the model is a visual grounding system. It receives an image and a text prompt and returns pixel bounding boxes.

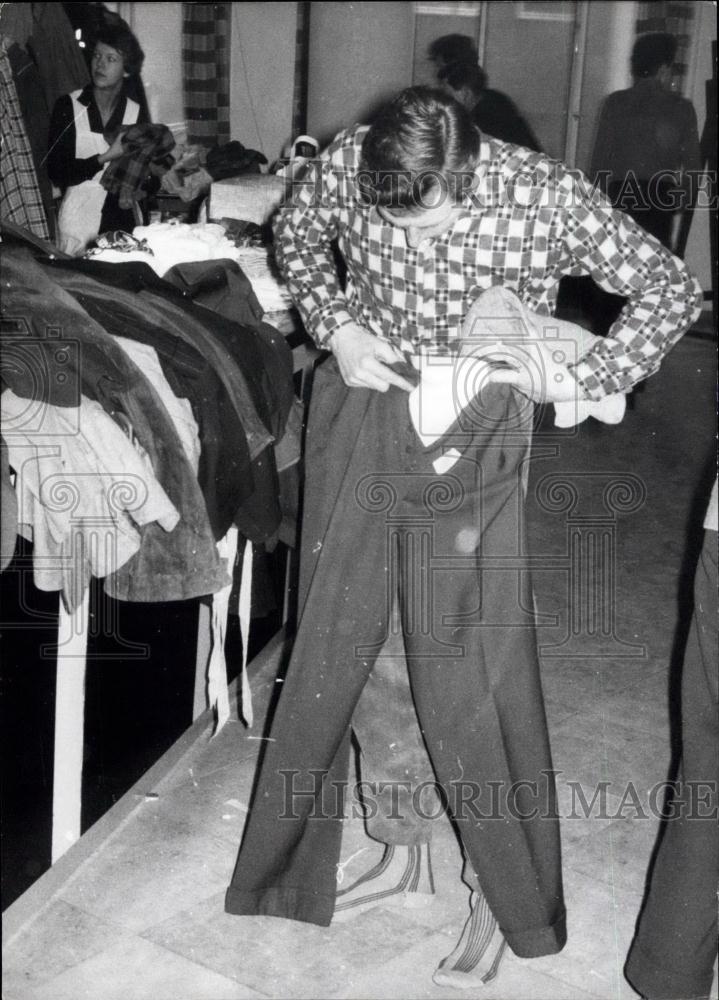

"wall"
[683,0,715,294]
[482,2,577,160]
[574,1,636,175]
[117,2,185,138]
[412,9,482,86]
[229,2,298,163]
[306,2,414,146]
[118,2,297,160]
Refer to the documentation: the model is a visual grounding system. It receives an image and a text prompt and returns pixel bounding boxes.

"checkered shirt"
[273,125,703,400]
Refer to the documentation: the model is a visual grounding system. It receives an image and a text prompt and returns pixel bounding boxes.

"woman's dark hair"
[359,87,480,214]
[93,22,145,76]
[427,34,487,96]
[631,32,678,78]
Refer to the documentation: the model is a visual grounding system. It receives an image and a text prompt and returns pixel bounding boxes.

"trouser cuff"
[503,908,567,958]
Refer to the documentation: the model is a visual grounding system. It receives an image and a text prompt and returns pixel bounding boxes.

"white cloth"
[408,287,627,470]
[234,246,294,313]
[1,390,179,611]
[704,479,718,533]
[128,221,240,274]
[112,336,201,473]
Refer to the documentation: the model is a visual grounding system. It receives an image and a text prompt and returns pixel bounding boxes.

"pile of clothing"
[160,139,268,205]
[1,240,299,614]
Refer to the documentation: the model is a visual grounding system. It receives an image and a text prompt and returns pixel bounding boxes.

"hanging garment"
[25,2,89,111]
[5,42,54,237]
[2,248,229,602]
[0,4,35,47]
[0,38,49,239]
[45,255,295,459]
[163,259,264,330]
[43,257,296,544]
[225,358,566,958]
[1,436,18,571]
[112,336,202,474]
[2,390,179,612]
[55,88,140,255]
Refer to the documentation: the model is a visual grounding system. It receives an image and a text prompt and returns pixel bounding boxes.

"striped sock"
[333,843,434,921]
[432,890,507,989]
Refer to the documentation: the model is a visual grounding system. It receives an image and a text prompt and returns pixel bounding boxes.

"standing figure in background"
[625,481,718,1000]
[47,22,148,255]
[590,31,701,252]
[428,32,541,151]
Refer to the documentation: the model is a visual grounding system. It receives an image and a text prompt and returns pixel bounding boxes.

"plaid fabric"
[101,124,176,209]
[0,40,49,239]
[182,3,231,148]
[273,126,703,401]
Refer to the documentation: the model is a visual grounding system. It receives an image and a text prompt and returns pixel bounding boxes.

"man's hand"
[330,323,416,392]
[470,340,588,404]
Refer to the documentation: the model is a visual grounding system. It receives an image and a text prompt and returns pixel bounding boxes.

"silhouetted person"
[428,33,541,151]
[591,32,701,251]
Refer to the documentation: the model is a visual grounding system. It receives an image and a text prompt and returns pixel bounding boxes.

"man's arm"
[272,130,413,392]
[273,130,360,350]
[558,172,703,400]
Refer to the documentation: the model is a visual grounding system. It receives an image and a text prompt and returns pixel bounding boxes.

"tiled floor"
[3,334,717,1000]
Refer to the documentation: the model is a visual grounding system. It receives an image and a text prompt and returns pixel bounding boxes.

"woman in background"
[428,33,541,151]
[47,21,148,254]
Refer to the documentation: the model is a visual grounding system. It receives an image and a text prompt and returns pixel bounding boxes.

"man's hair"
[94,23,145,76]
[359,87,480,214]
[631,32,678,79]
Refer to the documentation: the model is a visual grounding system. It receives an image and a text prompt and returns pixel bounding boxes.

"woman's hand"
[98,132,126,165]
[330,324,415,392]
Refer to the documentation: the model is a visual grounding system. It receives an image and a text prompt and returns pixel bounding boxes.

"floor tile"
[8,935,266,1000]
[2,899,129,995]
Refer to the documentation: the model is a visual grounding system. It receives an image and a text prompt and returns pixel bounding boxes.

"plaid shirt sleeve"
[556,170,703,400]
[273,130,359,348]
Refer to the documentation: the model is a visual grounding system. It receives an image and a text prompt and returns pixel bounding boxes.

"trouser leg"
[225,362,392,924]
[352,605,443,845]
[396,385,565,959]
[625,531,719,1000]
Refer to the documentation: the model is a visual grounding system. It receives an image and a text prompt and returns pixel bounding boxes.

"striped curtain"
[636,1,696,92]
[182,3,231,147]
[291,1,311,139]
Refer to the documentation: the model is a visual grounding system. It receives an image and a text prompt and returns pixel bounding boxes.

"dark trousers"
[225,359,566,958]
[352,615,443,846]
[625,531,719,1000]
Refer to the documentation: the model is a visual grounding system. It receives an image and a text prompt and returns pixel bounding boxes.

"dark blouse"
[472,89,541,153]
[47,82,149,191]
[47,82,151,236]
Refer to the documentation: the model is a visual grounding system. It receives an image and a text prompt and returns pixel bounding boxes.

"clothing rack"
[2,227,321,862]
